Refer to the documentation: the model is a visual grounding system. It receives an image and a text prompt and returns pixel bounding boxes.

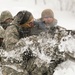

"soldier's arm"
[3,25,19,50]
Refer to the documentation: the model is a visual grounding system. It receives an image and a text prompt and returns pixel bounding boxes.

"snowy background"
[0,0,75,75]
[0,0,75,30]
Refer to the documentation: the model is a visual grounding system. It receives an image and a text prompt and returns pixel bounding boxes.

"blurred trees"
[58,0,75,13]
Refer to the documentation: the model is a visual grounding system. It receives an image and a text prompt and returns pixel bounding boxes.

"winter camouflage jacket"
[3,23,34,50]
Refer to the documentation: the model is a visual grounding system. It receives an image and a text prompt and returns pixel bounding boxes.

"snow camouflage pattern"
[3,24,20,50]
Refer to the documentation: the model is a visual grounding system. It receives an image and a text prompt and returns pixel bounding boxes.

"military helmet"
[41,9,54,18]
[1,10,13,22]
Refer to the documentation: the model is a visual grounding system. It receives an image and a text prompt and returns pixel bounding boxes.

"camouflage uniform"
[3,10,34,50]
[0,10,13,29]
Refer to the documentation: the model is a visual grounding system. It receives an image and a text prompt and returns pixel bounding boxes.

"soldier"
[33,9,57,33]
[3,10,34,50]
[0,10,13,29]
[33,9,69,41]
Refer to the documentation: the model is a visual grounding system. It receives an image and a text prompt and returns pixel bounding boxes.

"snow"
[54,33,75,75]
[54,59,75,75]
[0,0,75,75]
[55,11,75,30]
[59,34,75,54]
[0,0,75,30]
[1,32,75,75]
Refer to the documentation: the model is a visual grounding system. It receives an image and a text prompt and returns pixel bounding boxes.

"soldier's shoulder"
[6,24,17,33]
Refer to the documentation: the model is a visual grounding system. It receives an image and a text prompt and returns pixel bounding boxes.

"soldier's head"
[14,10,34,28]
[1,10,13,23]
[41,9,54,24]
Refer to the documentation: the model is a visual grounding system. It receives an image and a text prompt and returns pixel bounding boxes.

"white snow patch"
[54,59,75,75]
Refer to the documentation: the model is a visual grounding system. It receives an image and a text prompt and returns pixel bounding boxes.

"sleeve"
[3,26,19,50]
